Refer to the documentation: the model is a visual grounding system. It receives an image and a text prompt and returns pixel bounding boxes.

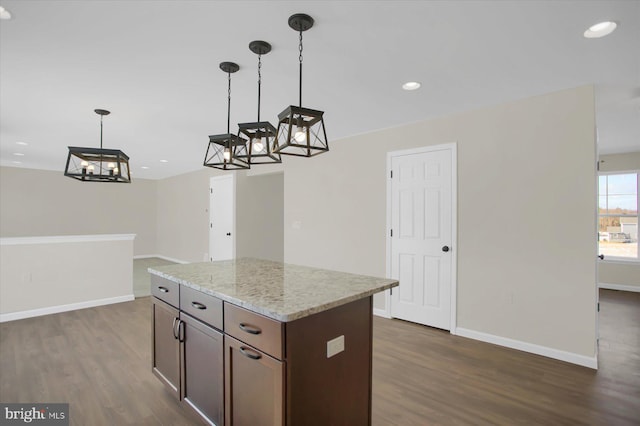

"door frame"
[384,143,458,334]
[209,174,236,262]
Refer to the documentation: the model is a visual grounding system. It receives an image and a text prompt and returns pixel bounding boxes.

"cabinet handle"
[191,301,207,310]
[239,323,262,335]
[177,320,185,343]
[239,346,262,360]
[158,286,169,293]
[172,317,179,339]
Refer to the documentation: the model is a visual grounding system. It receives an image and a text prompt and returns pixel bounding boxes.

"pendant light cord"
[257,54,262,122]
[227,71,231,134]
[100,114,104,149]
[298,30,303,108]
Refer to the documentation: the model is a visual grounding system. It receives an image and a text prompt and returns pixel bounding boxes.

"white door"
[210,174,235,261]
[388,145,455,330]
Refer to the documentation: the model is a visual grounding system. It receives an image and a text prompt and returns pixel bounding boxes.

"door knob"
[442,246,450,252]
[226,232,231,236]
[598,254,604,260]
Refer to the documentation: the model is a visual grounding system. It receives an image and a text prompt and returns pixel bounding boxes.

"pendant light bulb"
[223,148,231,161]
[253,137,264,152]
[294,115,306,142]
[294,126,306,142]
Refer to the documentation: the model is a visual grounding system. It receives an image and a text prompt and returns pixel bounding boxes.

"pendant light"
[274,13,329,157]
[204,62,250,170]
[64,109,131,183]
[236,41,281,165]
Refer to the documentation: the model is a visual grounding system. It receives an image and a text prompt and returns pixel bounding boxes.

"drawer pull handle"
[191,301,207,310]
[240,347,262,360]
[172,317,179,339]
[158,286,169,293]
[239,323,262,335]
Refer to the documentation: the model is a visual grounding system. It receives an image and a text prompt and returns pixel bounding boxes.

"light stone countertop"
[148,258,398,322]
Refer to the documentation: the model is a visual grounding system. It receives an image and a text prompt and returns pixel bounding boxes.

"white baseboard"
[455,327,597,370]
[598,282,640,292]
[373,308,391,319]
[133,254,189,264]
[0,294,135,323]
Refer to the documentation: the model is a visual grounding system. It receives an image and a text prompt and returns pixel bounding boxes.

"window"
[598,172,639,260]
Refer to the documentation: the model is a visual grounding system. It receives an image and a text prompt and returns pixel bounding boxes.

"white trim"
[450,143,458,332]
[384,154,393,319]
[598,282,640,292]
[0,294,135,323]
[598,258,640,265]
[0,234,136,245]
[385,142,458,331]
[133,254,189,264]
[455,327,597,370]
[373,307,391,319]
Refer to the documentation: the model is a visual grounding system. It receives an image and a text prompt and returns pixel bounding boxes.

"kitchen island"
[149,258,398,426]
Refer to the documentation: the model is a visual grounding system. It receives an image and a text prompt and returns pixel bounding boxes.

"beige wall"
[598,152,640,289]
[236,172,284,262]
[0,166,157,255]
[599,152,640,172]
[598,262,639,288]
[283,86,597,358]
[156,168,215,262]
[156,168,285,263]
[0,236,134,319]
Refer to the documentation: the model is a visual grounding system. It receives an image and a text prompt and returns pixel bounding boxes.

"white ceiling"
[1,0,639,180]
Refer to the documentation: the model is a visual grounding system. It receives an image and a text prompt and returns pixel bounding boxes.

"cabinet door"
[225,336,284,426]
[181,313,224,426]
[151,297,180,397]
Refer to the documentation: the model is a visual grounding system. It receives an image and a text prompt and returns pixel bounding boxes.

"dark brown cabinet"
[151,297,180,397]
[152,272,377,426]
[152,276,225,425]
[181,313,224,426]
[224,335,284,426]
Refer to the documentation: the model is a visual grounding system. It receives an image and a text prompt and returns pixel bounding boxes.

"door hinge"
[597,302,600,312]
[210,223,212,228]
[210,188,213,194]
[390,229,393,237]
[390,288,393,295]
[390,170,393,179]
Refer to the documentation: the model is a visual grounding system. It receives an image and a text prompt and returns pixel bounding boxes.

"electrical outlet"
[327,335,345,358]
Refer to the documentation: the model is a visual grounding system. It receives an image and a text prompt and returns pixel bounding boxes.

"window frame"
[597,170,639,263]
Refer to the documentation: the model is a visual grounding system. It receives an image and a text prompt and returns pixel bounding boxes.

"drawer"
[151,274,179,307]
[224,303,283,360]
[180,285,223,330]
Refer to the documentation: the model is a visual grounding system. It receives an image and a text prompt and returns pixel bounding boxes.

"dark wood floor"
[1,290,638,425]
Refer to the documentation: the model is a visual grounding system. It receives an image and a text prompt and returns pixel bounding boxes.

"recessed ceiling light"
[160,159,168,163]
[584,21,617,38]
[141,166,149,169]
[13,152,25,156]
[402,81,421,91]
[0,6,12,20]
[16,141,28,146]
[12,161,22,164]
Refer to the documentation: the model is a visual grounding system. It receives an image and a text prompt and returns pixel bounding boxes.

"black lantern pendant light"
[204,62,250,170]
[274,13,329,157]
[236,41,281,165]
[64,109,131,183]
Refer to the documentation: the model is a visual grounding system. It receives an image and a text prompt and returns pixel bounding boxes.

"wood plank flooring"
[372,289,640,425]
[1,289,638,425]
